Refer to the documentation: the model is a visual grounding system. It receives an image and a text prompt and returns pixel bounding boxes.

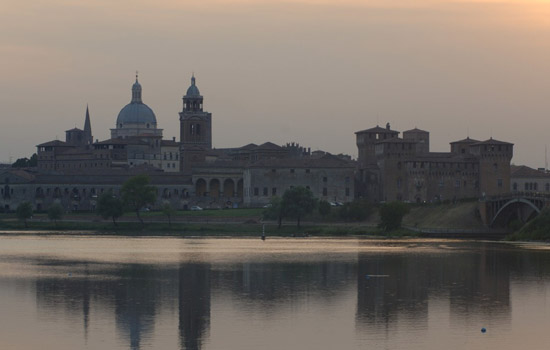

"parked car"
[190,205,203,211]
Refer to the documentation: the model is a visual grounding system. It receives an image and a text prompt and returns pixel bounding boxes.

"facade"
[511,165,550,193]
[243,154,355,207]
[356,124,513,203]
[11,74,355,212]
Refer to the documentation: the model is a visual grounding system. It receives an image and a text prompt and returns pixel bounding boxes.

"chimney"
[173,137,176,142]
[386,122,390,130]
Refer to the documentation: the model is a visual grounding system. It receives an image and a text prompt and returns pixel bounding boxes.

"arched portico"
[210,179,220,198]
[195,178,207,197]
[223,179,235,197]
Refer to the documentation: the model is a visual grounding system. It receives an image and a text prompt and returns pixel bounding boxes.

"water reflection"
[179,263,210,350]
[355,243,513,333]
[2,238,550,349]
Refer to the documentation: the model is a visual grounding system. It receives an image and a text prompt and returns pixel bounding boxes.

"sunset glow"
[2,0,550,167]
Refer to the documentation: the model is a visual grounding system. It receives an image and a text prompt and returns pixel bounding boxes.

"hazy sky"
[2,0,550,167]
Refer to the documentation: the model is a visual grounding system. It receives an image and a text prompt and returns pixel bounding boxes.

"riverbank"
[0,201,503,238]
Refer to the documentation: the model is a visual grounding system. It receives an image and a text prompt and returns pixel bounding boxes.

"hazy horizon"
[2,0,550,167]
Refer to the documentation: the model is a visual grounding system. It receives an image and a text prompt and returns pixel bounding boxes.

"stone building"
[179,75,212,174]
[10,73,355,212]
[356,123,513,203]
[243,154,355,207]
[511,165,550,193]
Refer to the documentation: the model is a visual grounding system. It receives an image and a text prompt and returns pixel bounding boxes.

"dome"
[185,75,201,97]
[116,75,157,127]
[116,103,157,126]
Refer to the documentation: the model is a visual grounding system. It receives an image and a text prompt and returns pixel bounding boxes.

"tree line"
[15,175,410,232]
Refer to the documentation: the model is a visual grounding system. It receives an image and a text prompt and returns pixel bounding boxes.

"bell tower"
[179,74,212,174]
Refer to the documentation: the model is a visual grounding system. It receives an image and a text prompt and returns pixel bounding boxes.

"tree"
[161,203,176,228]
[48,204,63,226]
[16,202,33,228]
[97,191,124,226]
[378,201,410,232]
[339,200,371,222]
[263,196,285,228]
[12,153,37,168]
[318,200,331,218]
[281,186,317,228]
[121,175,156,225]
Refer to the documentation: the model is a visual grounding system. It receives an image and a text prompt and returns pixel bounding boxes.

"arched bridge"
[479,192,550,227]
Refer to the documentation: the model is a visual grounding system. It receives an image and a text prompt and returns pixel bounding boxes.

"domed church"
[111,74,163,139]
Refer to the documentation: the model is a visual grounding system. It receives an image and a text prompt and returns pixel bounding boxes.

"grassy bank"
[507,208,550,241]
[0,219,417,237]
[0,201,486,238]
[402,201,486,231]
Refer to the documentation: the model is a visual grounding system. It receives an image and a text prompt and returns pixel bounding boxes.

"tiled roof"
[36,140,72,147]
[249,154,354,169]
[511,165,550,178]
[355,126,399,134]
[403,127,428,133]
[471,138,513,146]
[450,137,480,144]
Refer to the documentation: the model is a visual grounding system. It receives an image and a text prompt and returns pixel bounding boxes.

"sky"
[1,0,550,167]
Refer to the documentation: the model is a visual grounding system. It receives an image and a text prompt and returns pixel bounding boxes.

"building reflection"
[113,264,159,350]
[355,242,512,331]
[28,242,550,349]
[211,261,356,310]
[178,263,211,350]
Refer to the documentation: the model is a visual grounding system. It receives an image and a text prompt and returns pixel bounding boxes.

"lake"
[1,235,550,350]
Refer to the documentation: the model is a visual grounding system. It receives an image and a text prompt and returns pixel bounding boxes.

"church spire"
[83,104,93,145]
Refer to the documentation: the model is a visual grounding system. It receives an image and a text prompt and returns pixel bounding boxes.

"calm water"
[1,236,550,350]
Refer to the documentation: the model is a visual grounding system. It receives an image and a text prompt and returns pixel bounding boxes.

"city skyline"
[2,0,550,167]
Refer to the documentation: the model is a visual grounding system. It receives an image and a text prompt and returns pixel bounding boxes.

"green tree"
[318,200,331,218]
[28,153,38,167]
[48,204,63,226]
[97,191,124,226]
[378,201,410,232]
[281,186,317,228]
[262,196,286,229]
[16,202,33,228]
[121,175,156,225]
[12,153,37,168]
[162,203,176,228]
[339,200,371,222]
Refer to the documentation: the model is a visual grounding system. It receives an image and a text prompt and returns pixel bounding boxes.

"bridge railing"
[482,192,550,202]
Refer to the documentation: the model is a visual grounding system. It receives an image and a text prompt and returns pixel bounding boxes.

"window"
[263,187,268,196]
[254,188,259,196]
[455,180,460,188]
[497,179,503,188]
[271,169,276,173]
[323,187,327,196]
[513,183,518,191]
[345,188,350,196]
[546,183,550,192]
[272,188,277,196]
[305,169,310,174]
[323,177,327,182]
[525,183,529,191]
